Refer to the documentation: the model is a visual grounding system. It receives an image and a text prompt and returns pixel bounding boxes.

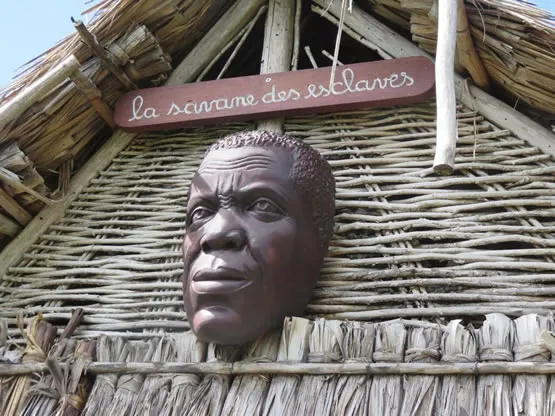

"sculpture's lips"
[191,268,251,294]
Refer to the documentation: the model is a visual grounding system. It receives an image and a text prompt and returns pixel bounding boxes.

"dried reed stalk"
[476,313,514,416]
[131,337,176,416]
[400,326,442,415]
[221,330,281,415]
[437,320,477,416]
[105,339,153,415]
[262,317,312,416]
[512,314,552,415]
[160,332,207,416]
[293,319,343,415]
[81,336,125,416]
[183,343,242,416]
[368,320,407,416]
[1,315,57,416]
[331,322,375,416]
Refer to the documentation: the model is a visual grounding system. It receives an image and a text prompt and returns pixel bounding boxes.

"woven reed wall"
[1,101,555,340]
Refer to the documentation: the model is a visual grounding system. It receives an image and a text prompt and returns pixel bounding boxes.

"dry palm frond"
[183,343,243,416]
[160,332,207,416]
[105,339,153,416]
[400,325,442,416]
[221,330,281,416]
[262,317,312,416]
[368,320,407,416]
[476,313,514,416]
[293,318,343,415]
[81,336,125,416]
[331,322,375,416]
[438,320,477,416]
[131,337,176,416]
[512,314,552,415]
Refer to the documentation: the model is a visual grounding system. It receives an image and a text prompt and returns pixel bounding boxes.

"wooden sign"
[114,56,435,132]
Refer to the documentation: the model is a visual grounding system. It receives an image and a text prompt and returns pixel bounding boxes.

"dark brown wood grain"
[114,57,435,132]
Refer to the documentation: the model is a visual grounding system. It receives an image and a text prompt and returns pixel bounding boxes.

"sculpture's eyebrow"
[235,182,290,209]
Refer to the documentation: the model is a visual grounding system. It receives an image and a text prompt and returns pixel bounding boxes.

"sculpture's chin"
[191,306,249,345]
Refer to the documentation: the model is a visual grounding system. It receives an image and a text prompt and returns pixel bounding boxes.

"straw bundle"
[105,340,152,415]
[131,337,176,416]
[512,314,552,415]
[262,317,312,416]
[160,332,207,416]
[1,315,57,416]
[331,322,375,416]
[183,343,243,416]
[293,319,343,415]
[476,313,514,416]
[221,330,281,416]
[368,320,407,415]
[361,0,555,115]
[438,320,477,416]
[81,336,125,416]
[400,325,442,415]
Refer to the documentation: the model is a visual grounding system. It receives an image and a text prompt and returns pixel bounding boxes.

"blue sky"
[1,0,554,89]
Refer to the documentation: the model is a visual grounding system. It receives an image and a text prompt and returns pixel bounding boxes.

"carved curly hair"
[207,130,336,254]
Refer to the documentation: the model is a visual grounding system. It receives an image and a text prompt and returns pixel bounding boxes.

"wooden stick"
[72,19,136,91]
[69,69,116,128]
[0,188,32,226]
[433,0,458,175]
[456,0,490,90]
[0,55,80,132]
[168,0,268,85]
[312,0,555,158]
[7,361,555,377]
[257,0,296,133]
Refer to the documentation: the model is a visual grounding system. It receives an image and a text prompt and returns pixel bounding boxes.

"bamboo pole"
[0,55,80,132]
[7,361,555,377]
[433,0,458,175]
[258,0,296,133]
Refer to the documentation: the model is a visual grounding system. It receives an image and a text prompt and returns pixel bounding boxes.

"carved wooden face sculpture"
[182,131,335,344]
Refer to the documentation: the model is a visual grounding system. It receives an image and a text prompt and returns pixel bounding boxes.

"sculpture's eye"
[247,198,284,220]
[189,207,213,224]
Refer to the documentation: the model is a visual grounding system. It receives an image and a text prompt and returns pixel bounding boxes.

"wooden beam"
[313,0,555,158]
[0,56,80,133]
[433,0,458,175]
[0,188,32,226]
[167,0,268,85]
[69,69,116,128]
[258,0,296,132]
[72,19,137,91]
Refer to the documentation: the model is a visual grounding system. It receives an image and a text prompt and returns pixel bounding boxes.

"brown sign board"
[114,57,435,132]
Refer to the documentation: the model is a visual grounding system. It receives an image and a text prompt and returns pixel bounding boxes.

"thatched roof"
[0,0,553,250]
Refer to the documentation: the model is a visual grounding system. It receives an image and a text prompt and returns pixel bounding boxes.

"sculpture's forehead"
[198,146,292,174]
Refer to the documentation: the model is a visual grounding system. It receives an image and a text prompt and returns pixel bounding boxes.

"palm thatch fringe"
[262,317,312,416]
[221,330,281,415]
[331,322,375,416]
[438,320,477,416]
[512,314,553,415]
[160,332,206,416]
[400,326,441,415]
[368,320,407,415]
[476,313,513,416]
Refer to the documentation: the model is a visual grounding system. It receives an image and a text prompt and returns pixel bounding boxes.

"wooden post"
[433,0,458,176]
[257,0,296,133]
[167,0,268,85]
[0,56,80,132]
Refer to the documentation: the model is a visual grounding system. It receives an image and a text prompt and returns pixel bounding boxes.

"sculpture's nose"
[200,210,247,253]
